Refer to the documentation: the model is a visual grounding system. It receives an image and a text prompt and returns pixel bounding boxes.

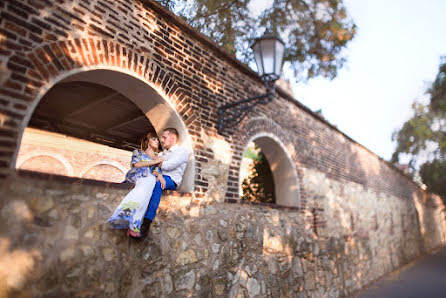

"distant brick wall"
[16,128,131,182]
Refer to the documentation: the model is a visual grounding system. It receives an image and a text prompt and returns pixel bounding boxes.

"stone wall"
[1,171,445,297]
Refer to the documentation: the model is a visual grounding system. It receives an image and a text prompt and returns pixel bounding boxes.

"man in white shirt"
[141,127,188,236]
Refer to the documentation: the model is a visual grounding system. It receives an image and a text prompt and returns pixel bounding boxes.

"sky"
[287,0,446,161]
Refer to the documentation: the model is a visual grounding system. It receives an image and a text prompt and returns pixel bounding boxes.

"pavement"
[353,246,446,298]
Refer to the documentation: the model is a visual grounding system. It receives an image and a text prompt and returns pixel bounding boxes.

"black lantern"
[217,31,285,134]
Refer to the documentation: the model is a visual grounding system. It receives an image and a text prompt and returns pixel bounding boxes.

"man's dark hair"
[164,127,178,138]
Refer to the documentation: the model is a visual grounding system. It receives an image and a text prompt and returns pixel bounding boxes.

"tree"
[241,148,276,203]
[419,160,446,197]
[392,57,446,198]
[156,0,356,81]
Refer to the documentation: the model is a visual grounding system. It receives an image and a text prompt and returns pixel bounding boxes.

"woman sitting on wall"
[107,132,164,237]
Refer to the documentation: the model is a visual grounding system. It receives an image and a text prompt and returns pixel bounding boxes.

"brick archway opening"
[241,133,301,208]
[15,69,195,192]
[81,162,127,184]
[16,149,74,177]
[18,155,69,177]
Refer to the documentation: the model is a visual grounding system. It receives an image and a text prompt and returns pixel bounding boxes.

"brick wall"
[0,0,426,207]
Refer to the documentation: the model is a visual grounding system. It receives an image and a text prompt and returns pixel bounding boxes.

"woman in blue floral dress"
[107,132,164,237]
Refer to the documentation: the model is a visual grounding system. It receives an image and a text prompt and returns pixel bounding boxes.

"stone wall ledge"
[224,198,310,212]
[15,169,196,197]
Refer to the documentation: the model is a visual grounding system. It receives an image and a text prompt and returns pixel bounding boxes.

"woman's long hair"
[141,132,160,153]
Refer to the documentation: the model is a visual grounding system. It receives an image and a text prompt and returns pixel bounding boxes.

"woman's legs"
[107,175,156,233]
[127,175,156,233]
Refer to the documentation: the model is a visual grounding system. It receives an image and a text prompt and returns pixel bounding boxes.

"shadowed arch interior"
[29,81,155,151]
[244,134,301,207]
[17,69,195,192]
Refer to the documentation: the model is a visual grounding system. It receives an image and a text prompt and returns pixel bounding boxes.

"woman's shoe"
[128,229,141,238]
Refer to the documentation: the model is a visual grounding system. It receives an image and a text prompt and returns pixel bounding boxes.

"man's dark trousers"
[144,175,176,221]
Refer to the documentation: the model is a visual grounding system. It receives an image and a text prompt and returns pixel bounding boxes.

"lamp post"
[217,30,285,134]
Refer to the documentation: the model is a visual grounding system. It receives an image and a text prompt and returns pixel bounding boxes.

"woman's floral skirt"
[106,175,156,234]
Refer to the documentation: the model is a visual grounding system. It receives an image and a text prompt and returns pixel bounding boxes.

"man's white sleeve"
[161,148,188,171]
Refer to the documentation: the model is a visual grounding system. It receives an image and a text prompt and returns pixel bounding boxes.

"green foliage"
[244,146,259,160]
[391,102,436,167]
[392,56,446,198]
[260,0,356,80]
[429,56,446,113]
[419,160,446,197]
[178,0,254,57]
[241,150,276,203]
[155,0,356,81]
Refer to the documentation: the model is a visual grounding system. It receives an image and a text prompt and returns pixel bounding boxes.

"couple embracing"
[107,128,188,238]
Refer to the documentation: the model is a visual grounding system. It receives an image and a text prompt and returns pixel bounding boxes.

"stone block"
[211,243,220,254]
[142,243,162,264]
[175,269,196,290]
[1,200,33,224]
[164,270,173,295]
[60,247,76,262]
[80,245,95,257]
[247,278,261,297]
[64,225,79,240]
[214,278,226,296]
[30,197,55,214]
[305,271,315,290]
[167,227,181,239]
[102,248,114,261]
[175,249,198,266]
[205,205,217,215]
[212,259,220,270]
[292,257,304,277]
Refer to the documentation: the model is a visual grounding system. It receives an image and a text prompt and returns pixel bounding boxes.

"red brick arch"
[228,117,307,208]
[17,152,73,177]
[80,160,127,183]
[1,37,196,191]
[16,36,188,121]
